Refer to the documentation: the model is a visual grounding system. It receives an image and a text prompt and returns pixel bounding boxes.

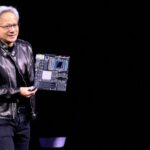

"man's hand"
[20,86,37,98]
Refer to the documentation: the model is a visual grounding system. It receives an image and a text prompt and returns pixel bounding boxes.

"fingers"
[26,89,37,98]
[28,86,37,91]
[20,87,37,97]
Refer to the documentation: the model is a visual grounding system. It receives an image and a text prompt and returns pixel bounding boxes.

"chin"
[8,38,17,43]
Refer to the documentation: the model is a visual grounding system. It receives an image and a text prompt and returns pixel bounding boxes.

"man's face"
[0,12,19,47]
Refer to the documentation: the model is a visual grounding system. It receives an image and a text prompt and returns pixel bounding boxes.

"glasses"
[0,24,18,30]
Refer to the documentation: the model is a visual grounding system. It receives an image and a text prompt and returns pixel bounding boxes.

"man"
[0,5,37,150]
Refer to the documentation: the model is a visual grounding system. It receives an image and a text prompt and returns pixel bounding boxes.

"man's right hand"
[20,87,37,98]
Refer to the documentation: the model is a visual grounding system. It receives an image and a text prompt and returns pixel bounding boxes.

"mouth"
[7,35,17,39]
[8,34,16,37]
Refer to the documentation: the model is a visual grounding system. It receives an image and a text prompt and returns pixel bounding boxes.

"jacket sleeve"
[0,87,20,100]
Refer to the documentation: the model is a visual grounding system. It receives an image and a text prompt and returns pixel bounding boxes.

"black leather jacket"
[0,39,36,119]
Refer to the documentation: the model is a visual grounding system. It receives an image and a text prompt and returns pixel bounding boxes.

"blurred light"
[39,137,66,148]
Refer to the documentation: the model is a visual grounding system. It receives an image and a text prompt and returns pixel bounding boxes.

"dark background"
[0,0,150,149]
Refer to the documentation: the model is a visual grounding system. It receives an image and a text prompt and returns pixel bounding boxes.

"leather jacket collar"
[0,40,16,57]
